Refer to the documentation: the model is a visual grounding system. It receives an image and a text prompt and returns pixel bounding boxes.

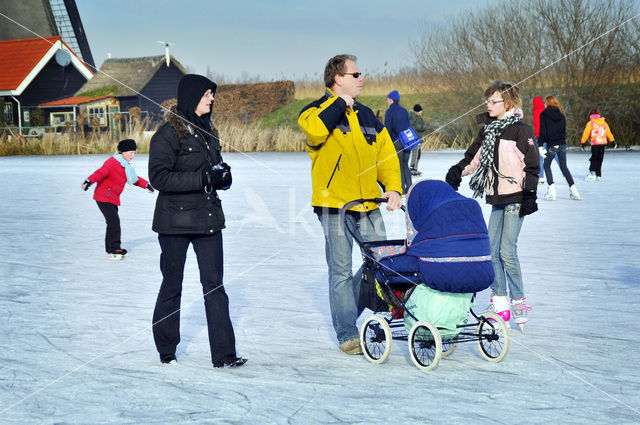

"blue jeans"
[488,204,525,300]
[544,144,574,186]
[317,208,386,344]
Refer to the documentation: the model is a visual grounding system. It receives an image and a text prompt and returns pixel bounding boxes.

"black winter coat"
[149,105,225,235]
[538,107,566,146]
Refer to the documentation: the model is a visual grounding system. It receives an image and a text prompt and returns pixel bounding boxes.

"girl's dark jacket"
[148,104,225,235]
[538,107,566,146]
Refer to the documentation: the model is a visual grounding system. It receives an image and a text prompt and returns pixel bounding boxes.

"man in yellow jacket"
[298,54,402,355]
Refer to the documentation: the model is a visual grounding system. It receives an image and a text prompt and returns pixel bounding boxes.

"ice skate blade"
[488,318,510,328]
[516,323,526,333]
[108,254,124,260]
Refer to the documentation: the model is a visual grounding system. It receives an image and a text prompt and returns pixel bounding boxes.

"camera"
[212,162,230,181]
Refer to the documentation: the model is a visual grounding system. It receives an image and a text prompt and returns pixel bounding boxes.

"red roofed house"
[0,36,94,136]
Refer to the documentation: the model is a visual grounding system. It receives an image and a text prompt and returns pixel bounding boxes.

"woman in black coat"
[538,95,581,201]
[148,74,246,368]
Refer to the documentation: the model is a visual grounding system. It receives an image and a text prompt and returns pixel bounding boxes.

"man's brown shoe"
[339,337,363,355]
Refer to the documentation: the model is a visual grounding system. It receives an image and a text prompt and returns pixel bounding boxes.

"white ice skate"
[511,298,531,332]
[543,184,556,201]
[484,295,510,328]
[585,171,597,182]
[569,185,582,201]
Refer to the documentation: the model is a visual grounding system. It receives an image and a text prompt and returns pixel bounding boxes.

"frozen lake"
[1,150,639,424]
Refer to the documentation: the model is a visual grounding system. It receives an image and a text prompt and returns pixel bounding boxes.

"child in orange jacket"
[82,139,153,259]
[580,108,615,181]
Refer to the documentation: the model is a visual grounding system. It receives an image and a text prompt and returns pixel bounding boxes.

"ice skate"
[108,248,128,260]
[569,185,582,201]
[484,295,510,327]
[511,298,531,332]
[585,171,597,182]
[538,178,545,184]
[543,184,556,201]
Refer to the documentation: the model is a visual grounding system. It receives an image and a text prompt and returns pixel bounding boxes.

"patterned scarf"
[469,114,520,198]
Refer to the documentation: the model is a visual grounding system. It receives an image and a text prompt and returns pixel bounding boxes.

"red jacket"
[88,156,148,206]
[532,96,544,138]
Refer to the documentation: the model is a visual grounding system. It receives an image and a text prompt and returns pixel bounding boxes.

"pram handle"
[339,198,406,246]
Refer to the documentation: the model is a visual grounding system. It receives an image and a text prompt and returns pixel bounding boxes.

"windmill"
[157,41,174,67]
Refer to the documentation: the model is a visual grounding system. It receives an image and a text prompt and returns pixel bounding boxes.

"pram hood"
[388,180,494,293]
[407,180,488,249]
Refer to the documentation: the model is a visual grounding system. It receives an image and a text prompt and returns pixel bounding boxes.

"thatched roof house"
[76,55,187,118]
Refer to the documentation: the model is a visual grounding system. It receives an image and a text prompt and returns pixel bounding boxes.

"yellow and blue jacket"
[298,89,402,212]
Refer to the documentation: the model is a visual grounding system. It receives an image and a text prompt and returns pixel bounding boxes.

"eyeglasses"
[485,99,504,106]
[343,72,363,78]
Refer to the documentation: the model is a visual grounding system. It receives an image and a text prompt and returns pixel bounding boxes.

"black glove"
[202,163,232,192]
[520,190,538,217]
[82,179,91,191]
[211,162,232,190]
[146,183,154,193]
[580,144,585,151]
[445,165,463,191]
[609,140,616,149]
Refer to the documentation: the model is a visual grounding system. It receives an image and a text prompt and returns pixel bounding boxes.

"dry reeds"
[0,118,153,156]
[217,119,305,153]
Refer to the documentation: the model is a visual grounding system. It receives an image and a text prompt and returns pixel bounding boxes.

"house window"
[50,112,74,127]
[88,107,106,125]
[3,102,12,124]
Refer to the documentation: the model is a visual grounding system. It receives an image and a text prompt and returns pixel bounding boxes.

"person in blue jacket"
[385,90,412,194]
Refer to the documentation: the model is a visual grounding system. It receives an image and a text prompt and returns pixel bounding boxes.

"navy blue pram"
[342,179,510,370]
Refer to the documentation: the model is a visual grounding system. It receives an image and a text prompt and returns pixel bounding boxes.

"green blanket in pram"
[404,284,474,339]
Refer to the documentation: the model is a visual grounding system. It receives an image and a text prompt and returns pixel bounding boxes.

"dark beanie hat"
[177,74,217,121]
[117,139,137,152]
[413,104,423,112]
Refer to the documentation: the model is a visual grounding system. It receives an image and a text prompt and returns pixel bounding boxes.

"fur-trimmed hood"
[164,104,219,141]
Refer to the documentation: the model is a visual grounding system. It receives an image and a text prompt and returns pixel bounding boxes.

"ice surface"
[1,150,639,424]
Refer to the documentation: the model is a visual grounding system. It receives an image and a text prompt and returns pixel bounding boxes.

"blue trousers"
[488,204,525,300]
[317,209,386,344]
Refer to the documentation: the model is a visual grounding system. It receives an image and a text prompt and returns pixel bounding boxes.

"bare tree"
[411,0,640,145]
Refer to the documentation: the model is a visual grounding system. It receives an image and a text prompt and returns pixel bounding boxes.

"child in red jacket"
[82,139,153,259]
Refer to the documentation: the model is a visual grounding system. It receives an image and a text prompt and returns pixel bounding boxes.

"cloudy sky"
[75,0,493,82]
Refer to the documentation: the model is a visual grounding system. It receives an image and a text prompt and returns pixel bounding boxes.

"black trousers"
[399,150,412,194]
[589,145,606,176]
[152,232,236,364]
[96,201,120,253]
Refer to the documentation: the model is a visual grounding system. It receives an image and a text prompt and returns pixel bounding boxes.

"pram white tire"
[360,315,392,364]
[442,336,459,357]
[408,321,442,371]
[477,313,510,363]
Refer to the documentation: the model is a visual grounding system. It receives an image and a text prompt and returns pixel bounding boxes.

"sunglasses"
[343,72,363,78]
[484,99,504,106]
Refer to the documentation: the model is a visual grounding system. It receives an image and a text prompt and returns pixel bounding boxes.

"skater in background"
[385,90,412,194]
[148,74,246,368]
[444,81,538,331]
[408,104,427,176]
[538,95,581,201]
[82,139,153,260]
[580,108,615,181]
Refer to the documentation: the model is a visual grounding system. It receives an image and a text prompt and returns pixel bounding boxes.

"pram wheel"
[442,336,459,357]
[408,321,442,371]
[360,315,392,364]
[477,313,510,362]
